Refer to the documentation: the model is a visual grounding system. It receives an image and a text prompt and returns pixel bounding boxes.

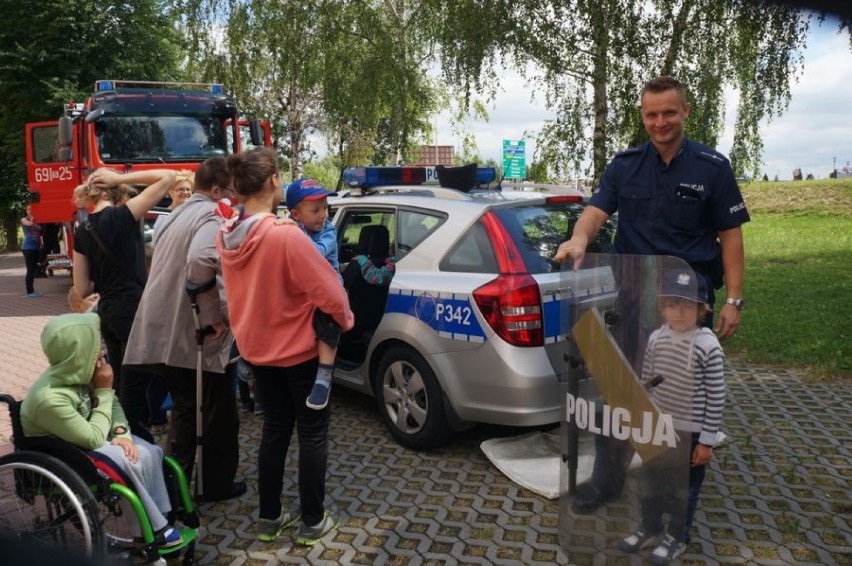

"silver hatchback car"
[331,166,616,450]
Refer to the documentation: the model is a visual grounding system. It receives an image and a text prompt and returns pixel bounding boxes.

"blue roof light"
[210,84,225,95]
[95,81,114,91]
[477,167,497,185]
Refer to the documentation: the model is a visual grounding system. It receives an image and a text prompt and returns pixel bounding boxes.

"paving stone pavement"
[0,251,849,564]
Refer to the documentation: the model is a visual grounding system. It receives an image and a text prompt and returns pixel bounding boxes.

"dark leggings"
[161,364,239,498]
[253,357,329,526]
[22,249,40,294]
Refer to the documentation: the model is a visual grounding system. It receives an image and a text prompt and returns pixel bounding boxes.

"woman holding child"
[216,147,353,546]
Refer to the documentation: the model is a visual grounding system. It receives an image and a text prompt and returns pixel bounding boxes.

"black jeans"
[99,308,149,425]
[640,433,706,543]
[253,357,329,526]
[22,249,40,294]
[161,364,240,499]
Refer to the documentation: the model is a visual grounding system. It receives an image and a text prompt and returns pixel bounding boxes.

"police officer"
[555,75,750,514]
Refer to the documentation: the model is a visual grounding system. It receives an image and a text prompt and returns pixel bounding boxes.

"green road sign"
[502,139,526,179]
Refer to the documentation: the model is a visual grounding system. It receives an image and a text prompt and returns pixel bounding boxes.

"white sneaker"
[650,534,686,565]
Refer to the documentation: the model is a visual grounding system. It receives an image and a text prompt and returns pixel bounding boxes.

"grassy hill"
[726,178,851,380]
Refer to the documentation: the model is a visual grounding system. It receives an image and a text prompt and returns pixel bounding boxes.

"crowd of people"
[20,149,355,549]
[17,75,747,561]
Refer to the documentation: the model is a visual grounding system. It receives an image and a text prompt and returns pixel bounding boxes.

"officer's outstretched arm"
[555,206,610,270]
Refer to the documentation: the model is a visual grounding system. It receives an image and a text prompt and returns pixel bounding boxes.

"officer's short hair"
[641,76,687,105]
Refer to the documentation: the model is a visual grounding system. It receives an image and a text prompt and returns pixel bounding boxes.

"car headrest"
[358,225,390,258]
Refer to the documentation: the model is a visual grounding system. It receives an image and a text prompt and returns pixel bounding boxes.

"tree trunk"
[2,210,20,251]
[289,86,304,180]
[591,7,610,180]
[627,0,693,148]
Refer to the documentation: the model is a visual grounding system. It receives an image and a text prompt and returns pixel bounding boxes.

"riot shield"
[559,254,699,563]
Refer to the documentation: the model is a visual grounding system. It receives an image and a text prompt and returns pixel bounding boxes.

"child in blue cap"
[285,178,340,410]
[619,269,725,564]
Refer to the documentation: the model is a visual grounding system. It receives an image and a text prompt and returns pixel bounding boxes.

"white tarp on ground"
[480,431,594,500]
[481,430,727,500]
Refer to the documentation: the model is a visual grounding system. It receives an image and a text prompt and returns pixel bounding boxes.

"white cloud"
[747,25,852,179]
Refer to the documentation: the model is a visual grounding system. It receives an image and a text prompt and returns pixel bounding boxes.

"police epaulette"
[614,147,642,158]
[697,150,728,166]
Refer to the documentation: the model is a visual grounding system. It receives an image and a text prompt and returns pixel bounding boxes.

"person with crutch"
[124,158,245,502]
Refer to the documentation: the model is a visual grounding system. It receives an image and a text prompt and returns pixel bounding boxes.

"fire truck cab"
[24,79,271,270]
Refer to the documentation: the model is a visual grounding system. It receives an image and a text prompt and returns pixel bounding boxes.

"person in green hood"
[20,312,182,549]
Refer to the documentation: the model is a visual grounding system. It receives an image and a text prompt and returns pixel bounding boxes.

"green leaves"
[0,0,183,215]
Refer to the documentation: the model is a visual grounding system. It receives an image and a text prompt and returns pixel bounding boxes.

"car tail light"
[473,211,544,347]
[473,274,543,347]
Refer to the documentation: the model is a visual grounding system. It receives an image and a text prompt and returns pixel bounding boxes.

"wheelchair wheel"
[0,451,105,557]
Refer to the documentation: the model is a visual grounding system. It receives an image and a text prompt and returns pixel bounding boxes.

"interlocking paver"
[0,251,850,564]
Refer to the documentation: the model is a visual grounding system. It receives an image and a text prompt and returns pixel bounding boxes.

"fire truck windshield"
[95,114,229,163]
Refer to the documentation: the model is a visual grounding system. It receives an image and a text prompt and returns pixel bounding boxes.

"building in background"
[415,145,455,165]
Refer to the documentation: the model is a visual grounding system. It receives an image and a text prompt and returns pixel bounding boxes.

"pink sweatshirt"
[217,214,354,367]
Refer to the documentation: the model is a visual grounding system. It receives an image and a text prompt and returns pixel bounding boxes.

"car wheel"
[375,346,453,450]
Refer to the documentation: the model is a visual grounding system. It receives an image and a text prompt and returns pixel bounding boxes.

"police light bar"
[343,166,498,189]
[343,167,427,188]
[94,80,226,94]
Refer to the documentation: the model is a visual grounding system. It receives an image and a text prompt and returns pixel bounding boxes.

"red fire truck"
[24,79,271,270]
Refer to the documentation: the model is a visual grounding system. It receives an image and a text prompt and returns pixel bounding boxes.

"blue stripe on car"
[386,290,486,341]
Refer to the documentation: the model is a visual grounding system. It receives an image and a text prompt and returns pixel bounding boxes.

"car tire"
[374,346,453,450]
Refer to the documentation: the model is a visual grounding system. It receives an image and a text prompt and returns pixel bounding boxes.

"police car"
[331,166,616,450]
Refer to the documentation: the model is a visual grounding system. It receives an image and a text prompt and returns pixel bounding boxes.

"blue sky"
[434,18,852,181]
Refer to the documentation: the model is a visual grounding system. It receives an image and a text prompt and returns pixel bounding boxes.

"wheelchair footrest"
[158,526,197,555]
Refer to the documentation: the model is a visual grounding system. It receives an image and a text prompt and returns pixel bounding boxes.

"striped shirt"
[642,325,725,446]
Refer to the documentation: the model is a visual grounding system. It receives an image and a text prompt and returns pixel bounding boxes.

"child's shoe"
[619,528,663,553]
[306,379,331,410]
[650,534,686,565]
[156,526,183,549]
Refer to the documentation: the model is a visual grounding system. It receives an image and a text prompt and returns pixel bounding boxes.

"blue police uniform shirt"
[590,138,750,266]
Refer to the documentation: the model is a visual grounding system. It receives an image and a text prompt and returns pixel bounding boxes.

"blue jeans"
[253,357,329,526]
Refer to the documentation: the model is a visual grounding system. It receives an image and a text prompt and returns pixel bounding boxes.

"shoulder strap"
[84,221,146,289]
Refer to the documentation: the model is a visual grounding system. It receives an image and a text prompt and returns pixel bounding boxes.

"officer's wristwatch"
[725,297,745,311]
[113,425,128,435]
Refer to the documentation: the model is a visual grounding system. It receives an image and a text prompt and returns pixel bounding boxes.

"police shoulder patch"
[696,150,728,167]
[614,146,642,159]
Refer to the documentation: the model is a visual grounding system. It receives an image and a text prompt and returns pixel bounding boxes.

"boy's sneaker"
[240,400,255,413]
[254,403,264,416]
[306,380,331,410]
[257,504,301,542]
[619,528,664,553]
[156,526,183,549]
[295,510,339,546]
[25,292,44,298]
[650,534,686,565]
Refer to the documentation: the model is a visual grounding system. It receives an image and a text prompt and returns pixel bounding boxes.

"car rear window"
[441,202,614,274]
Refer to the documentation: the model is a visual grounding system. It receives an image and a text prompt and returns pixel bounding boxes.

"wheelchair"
[0,393,199,564]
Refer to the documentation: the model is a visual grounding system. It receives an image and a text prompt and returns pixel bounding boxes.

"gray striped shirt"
[642,325,725,446]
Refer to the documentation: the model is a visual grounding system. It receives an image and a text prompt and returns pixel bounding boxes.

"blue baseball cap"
[285,178,337,209]
[659,269,709,304]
